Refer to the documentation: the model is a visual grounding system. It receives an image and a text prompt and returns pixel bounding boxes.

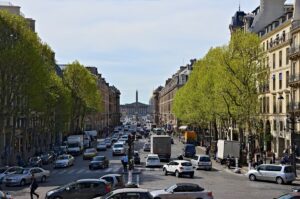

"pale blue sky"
[12,0,291,104]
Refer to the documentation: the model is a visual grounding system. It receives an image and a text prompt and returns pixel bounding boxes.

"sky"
[10,0,292,104]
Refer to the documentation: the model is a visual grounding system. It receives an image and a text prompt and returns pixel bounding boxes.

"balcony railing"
[288,102,300,112]
[268,34,290,51]
[258,84,270,93]
[289,45,300,59]
[292,20,300,32]
[289,74,300,86]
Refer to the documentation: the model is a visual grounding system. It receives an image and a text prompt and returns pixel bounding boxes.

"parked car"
[54,154,74,168]
[275,192,300,199]
[191,154,212,171]
[97,140,107,151]
[182,144,196,158]
[134,151,141,164]
[45,179,111,199]
[143,143,151,152]
[83,148,97,160]
[105,138,112,148]
[98,188,153,199]
[100,174,125,190]
[0,191,13,199]
[151,183,213,199]
[41,153,55,165]
[89,156,109,170]
[112,142,126,156]
[163,160,194,178]
[0,166,23,184]
[146,154,161,167]
[247,164,295,184]
[3,167,50,186]
[28,156,43,167]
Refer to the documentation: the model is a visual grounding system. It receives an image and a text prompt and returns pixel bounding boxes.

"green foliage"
[173,30,267,131]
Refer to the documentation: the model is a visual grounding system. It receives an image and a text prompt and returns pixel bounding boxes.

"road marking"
[57,170,67,175]
[66,169,76,174]
[76,169,86,174]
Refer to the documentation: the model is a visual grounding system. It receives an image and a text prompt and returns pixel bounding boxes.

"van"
[183,144,196,158]
[247,164,295,184]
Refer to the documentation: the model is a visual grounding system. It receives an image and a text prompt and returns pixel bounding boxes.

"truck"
[151,135,171,162]
[67,135,84,155]
[183,131,197,144]
[216,139,240,160]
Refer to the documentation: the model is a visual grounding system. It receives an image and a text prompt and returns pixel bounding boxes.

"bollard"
[128,170,133,184]
[136,174,139,186]
[235,157,238,168]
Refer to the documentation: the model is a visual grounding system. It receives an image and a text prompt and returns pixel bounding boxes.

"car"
[191,154,212,170]
[54,154,75,168]
[3,167,50,186]
[105,138,112,148]
[0,191,13,199]
[275,192,300,199]
[136,133,142,139]
[41,152,55,165]
[134,151,141,164]
[83,148,98,160]
[143,143,151,152]
[100,174,125,190]
[89,156,109,170]
[163,160,194,178]
[45,179,111,199]
[151,183,213,199]
[112,142,126,156]
[97,188,153,199]
[111,136,119,143]
[146,154,161,167]
[183,144,196,158]
[247,164,295,184]
[97,140,107,151]
[28,156,43,167]
[0,166,23,184]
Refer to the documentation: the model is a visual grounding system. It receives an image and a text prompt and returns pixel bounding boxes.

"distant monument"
[120,90,150,116]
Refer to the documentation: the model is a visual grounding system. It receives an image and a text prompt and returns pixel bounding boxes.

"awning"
[179,126,188,130]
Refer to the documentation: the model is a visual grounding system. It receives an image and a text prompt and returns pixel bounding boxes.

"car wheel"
[20,179,26,186]
[249,174,256,181]
[190,173,194,178]
[175,170,180,178]
[276,177,284,184]
[41,176,46,183]
[163,168,168,176]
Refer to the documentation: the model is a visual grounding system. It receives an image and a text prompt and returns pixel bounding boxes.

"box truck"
[217,140,240,160]
[151,135,171,162]
[67,135,84,155]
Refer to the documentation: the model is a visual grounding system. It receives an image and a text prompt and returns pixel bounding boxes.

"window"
[267,56,269,67]
[274,120,277,131]
[263,42,265,51]
[279,51,282,67]
[286,71,289,88]
[273,95,276,113]
[273,75,276,90]
[280,121,283,131]
[279,73,282,89]
[286,94,290,112]
[266,97,270,113]
[267,40,269,50]
[192,156,198,160]
[286,48,290,65]
[258,165,266,171]
[266,165,281,171]
[284,166,294,173]
[273,53,276,69]
[279,98,283,113]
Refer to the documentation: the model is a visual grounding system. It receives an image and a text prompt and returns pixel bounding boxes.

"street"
[3,137,299,199]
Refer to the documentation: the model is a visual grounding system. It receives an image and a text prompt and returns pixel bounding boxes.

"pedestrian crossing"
[136,167,162,172]
[50,165,122,175]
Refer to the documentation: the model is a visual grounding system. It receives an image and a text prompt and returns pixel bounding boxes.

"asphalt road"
[3,137,300,199]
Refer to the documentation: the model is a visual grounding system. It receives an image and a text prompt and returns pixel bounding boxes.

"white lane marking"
[76,169,86,174]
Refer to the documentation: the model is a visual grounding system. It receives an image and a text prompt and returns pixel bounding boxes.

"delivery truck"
[67,135,84,155]
[217,139,240,160]
[184,131,197,144]
[151,135,171,162]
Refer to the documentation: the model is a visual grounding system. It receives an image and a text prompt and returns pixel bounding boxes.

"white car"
[145,154,161,167]
[112,142,126,156]
[151,183,213,199]
[163,160,194,178]
[191,154,212,170]
[54,155,74,168]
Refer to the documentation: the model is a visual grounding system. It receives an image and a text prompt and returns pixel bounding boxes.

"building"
[153,59,195,129]
[149,86,163,125]
[120,91,150,117]
[85,67,121,133]
[229,0,300,157]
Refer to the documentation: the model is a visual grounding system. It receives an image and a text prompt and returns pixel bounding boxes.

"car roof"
[94,155,105,158]
[101,174,122,178]
[173,160,190,163]
[176,183,199,187]
[110,188,149,194]
[77,179,106,183]
[147,154,158,157]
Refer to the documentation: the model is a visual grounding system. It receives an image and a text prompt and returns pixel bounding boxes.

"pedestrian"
[206,145,211,156]
[272,151,276,164]
[121,155,128,172]
[30,174,39,199]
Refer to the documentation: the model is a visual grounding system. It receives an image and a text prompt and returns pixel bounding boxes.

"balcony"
[288,45,300,60]
[291,20,300,33]
[288,102,300,113]
[288,74,300,87]
[268,34,290,52]
[258,84,270,93]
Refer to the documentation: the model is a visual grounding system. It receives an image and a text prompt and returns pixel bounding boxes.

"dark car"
[143,143,151,152]
[41,153,55,165]
[89,156,109,170]
[276,192,300,199]
[45,179,111,199]
[183,144,196,158]
[134,151,141,164]
[28,156,42,167]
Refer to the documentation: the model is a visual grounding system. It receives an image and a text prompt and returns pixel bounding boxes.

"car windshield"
[86,149,95,153]
[144,144,150,147]
[58,156,68,160]
[93,156,105,161]
[277,194,294,199]
[181,162,192,166]
[99,142,106,145]
[200,157,211,162]
[165,185,176,192]
[68,143,79,147]
[114,144,123,148]
[15,169,29,174]
[148,157,158,161]
[284,166,294,173]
